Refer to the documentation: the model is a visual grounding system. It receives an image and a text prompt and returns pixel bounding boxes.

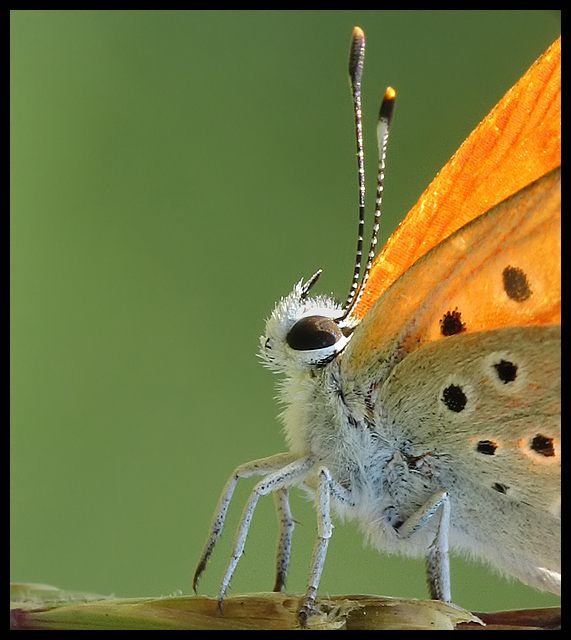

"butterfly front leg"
[193,452,300,593]
[217,456,315,607]
[394,489,451,602]
[299,467,355,627]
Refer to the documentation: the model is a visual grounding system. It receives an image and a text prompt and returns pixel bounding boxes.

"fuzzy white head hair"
[259,272,350,375]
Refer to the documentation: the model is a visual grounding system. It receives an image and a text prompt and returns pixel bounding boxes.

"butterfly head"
[260,270,350,374]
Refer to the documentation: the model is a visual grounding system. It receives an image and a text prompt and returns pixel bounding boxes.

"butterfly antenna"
[342,86,396,324]
[342,26,366,313]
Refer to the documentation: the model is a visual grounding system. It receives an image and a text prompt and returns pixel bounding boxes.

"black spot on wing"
[439,308,466,336]
[503,266,531,302]
[493,359,518,384]
[442,384,467,412]
[477,440,497,455]
[530,434,555,457]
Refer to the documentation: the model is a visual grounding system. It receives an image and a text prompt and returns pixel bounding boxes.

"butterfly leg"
[299,467,355,627]
[217,456,315,608]
[395,490,451,602]
[193,452,299,593]
[273,488,295,592]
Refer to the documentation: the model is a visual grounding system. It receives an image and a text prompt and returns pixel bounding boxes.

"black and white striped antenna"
[340,27,396,326]
[342,26,367,314]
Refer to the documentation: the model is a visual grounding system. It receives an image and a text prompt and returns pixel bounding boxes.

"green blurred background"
[11,10,560,612]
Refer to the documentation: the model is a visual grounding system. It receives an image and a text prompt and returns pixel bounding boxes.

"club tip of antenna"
[351,26,365,50]
[379,86,396,122]
[384,86,396,101]
[349,27,366,83]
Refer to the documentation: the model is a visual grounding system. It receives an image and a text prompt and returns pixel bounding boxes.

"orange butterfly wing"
[347,36,561,324]
[343,167,560,380]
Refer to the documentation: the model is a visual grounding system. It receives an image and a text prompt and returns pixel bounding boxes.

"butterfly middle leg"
[298,467,355,626]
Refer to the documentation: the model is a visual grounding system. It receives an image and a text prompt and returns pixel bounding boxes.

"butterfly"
[194,28,561,625]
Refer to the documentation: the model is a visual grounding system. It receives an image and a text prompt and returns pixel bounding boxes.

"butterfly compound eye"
[287,316,344,351]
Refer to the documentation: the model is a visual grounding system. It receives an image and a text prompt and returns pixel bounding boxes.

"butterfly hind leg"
[395,489,451,602]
